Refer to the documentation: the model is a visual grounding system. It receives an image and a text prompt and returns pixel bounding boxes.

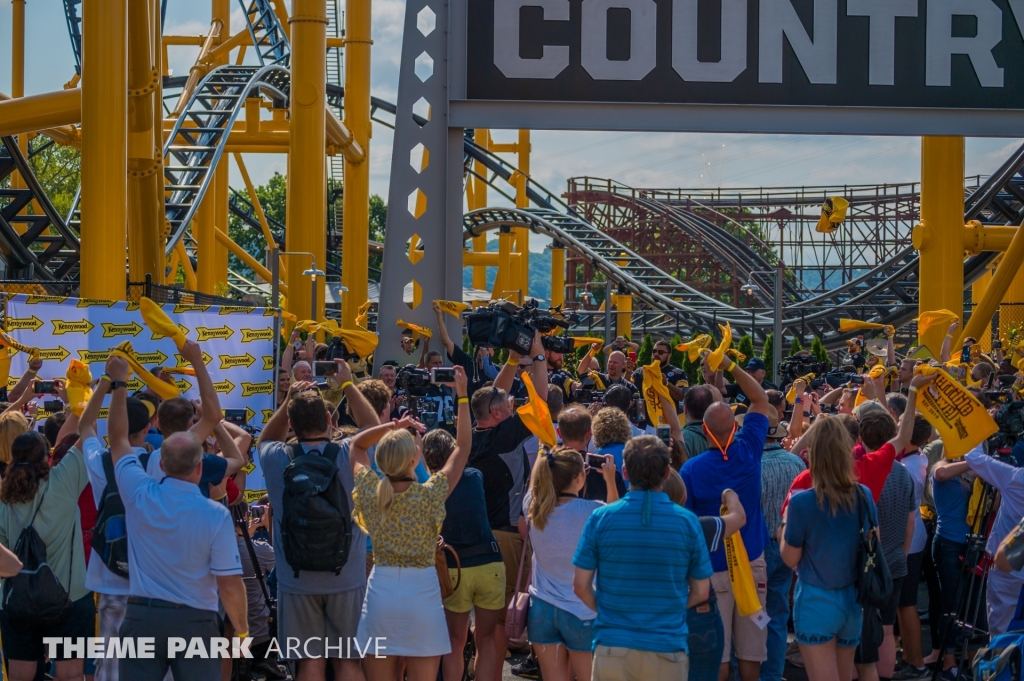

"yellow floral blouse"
[352,466,449,568]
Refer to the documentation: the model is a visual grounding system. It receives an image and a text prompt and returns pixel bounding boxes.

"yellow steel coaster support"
[174,241,197,290]
[286,0,328,321]
[960,222,1024,349]
[470,129,490,291]
[341,0,372,327]
[551,242,565,309]
[127,0,165,284]
[913,137,965,325]
[515,129,531,297]
[1000,260,1024,343]
[972,263,994,352]
[170,20,222,118]
[212,0,232,290]
[81,0,128,300]
[0,89,82,138]
[614,292,632,341]
[234,152,286,279]
[494,226,513,301]
[10,0,26,194]
[462,251,520,267]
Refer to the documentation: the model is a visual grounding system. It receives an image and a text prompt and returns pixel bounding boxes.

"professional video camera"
[396,364,432,397]
[778,354,832,382]
[989,399,1024,452]
[394,364,454,431]
[466,299,579,355]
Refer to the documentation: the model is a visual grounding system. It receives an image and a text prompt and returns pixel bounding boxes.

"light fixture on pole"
[303,264,327,321]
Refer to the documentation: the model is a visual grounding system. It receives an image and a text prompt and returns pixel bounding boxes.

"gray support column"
[377,0,464,366]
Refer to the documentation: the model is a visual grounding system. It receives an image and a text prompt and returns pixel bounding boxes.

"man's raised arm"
[183,340,221,441]
[726,362,769,417]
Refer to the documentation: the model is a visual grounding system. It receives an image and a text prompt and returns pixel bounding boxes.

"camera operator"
[468,329,548,666]
[407,351,456,433]
[631,340,688,429]
[961,442,1024,635]
[433,301,496,396]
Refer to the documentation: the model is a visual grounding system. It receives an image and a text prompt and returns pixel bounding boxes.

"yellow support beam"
[0,89,81,138]
[80,0,128,300]
[170,20,222,118]
[494,228,513,300]
[515,130,531,297]
[174,241,197,290]
[462,251,520,267]
[614,293,632,340]
[960,222,1024,348]
[11,0,26,193]
[470,129,490,291]
[963,222,1021,254]
[914,137,965,321]
[234,152,286,278]
[551,244,565,308]
[285,0,328,321]
[213,227,288,295]
[211,0,232,292]
[973,263,994,352]
[341,0,372,327]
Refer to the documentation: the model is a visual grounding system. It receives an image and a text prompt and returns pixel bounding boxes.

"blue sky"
[1,0,1021,255]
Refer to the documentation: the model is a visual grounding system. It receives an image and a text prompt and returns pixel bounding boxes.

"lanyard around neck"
[705,423,737,461]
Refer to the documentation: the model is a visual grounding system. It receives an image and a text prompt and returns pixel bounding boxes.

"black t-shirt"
[690,516,725,607]
[581,468,627,502]
[549,369,576,401]
[448,346,488,397]
[509,377,529,400]
[725,379,778,406]
[469,413,534,531]
[440,467,502,568]
[596,373,639,394]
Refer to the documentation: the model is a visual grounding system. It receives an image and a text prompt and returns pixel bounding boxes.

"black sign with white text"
[465,0,1024,110]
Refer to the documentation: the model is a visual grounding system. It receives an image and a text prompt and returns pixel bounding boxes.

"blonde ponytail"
[528,445,584,530]
[374,429,417,519]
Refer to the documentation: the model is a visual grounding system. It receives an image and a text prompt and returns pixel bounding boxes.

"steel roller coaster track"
[3,0,1021,347]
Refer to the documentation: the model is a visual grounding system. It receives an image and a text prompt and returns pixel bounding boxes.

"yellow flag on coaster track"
[913,365,998,459]
[140,297,186,350]
[434,300,470,318]
[516,373,558,448]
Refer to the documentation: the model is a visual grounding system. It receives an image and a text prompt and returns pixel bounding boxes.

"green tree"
[789,335,803,357]
[762,333,774,382]
[738,334,755,363]
[368,194,387,273]
[227,172,287,280]
[811,336,829,364]
[637,333,654,367]
[27,141,81,220]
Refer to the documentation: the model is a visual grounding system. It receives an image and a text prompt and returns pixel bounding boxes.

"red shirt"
[78,484,97,565]
[781,442,897,515]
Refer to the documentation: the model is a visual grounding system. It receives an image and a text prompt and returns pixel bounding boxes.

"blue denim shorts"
[793,581,862,648]
[527,596,595,652]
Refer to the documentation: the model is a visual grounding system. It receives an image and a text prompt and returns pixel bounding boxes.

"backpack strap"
[101,451,117,493]
[139,451,152,472]
[287,442,305,461]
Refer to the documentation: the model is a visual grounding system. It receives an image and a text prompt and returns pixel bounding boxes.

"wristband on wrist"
[101,374,112,382]
[236,631,248,639]
[340,380,354,392]
[457,397,469,405]
[506,357,518,366]
[909,386,919,393]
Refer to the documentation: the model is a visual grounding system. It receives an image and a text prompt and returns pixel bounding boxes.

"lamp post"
[267,248,322,319]
[741,264,785,382]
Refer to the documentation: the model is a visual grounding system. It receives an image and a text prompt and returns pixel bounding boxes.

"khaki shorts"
[494,529,531,623]
[711,553,768,664]
[277,588,365,659]
[442,561,507,613]
[592,645,689,681]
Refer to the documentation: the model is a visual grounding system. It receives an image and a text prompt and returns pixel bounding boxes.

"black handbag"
[855,485,893,609]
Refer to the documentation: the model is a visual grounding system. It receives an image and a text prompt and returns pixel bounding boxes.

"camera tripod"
[931,480,999,681]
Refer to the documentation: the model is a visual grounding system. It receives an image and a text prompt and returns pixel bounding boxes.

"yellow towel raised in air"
[913,365,997,459]
[916,310,959,360]
[397,319,433,341]
[110,342,180,400]
[706,324,734,373]
[642,361,673,427]
[140,297,186,350]
[434,300,470,318]
[355,301,372,329]
[676,334,712,363]
[0,329,39,360]
[517,373,557,448]
[723,498,764,618]
[839,319,886,333]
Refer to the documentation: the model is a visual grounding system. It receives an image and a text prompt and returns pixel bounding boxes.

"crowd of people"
[1,304,1024,681]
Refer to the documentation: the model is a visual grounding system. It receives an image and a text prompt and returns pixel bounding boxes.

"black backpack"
[2,492,73,628]
[91,451,151,578]
[280,442,352,577]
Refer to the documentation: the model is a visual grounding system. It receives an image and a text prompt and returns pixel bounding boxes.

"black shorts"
[900,551,925,609]
[881,576,904,626]
[0,593,95,661]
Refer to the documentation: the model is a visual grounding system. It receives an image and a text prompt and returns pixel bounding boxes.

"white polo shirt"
[115,453,241,612]
[81,437,150,595]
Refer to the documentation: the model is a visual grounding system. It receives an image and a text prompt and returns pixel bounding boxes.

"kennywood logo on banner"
[3,294,278,495]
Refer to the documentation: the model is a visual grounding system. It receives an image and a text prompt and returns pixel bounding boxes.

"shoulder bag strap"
[101,452,117,492]
[512,521,530,595]
[233,506,272,606]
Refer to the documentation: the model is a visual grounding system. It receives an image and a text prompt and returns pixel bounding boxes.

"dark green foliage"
[811,336,829,364]
[789,336,803,357]
[637,333,654,367]
[762,333,774,382]
[738,334,755,363]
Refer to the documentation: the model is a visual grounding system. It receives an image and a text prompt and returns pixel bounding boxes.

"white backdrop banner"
[4,294,277,499]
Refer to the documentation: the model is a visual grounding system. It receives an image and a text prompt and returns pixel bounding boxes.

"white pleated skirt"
[357,564,452,657]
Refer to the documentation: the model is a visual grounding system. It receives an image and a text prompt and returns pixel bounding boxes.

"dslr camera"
[467,299,579,355]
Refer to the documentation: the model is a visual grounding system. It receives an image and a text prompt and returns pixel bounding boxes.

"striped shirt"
[760,444,806,540]
[573,490,713,653]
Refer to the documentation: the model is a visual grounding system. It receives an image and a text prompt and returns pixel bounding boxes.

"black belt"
[127,597,190,609]
[493,526,519,535]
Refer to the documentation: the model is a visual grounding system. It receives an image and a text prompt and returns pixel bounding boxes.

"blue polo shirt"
[573,490,713,653]
[681,411,770,572]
